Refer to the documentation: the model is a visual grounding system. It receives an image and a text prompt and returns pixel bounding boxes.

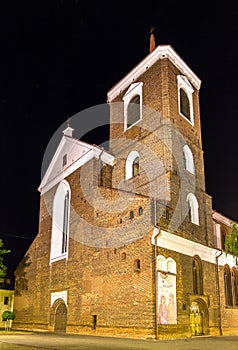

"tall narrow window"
[62,190,69,254]
[183,145,195,174]
[50,181,71,263]
[192,256,203,295]
[127,95,140,128]
[180,88,190,120]
[187,193,199,225]
[224,265,233,307]
[123,82,143,130]
[177,75,194,125]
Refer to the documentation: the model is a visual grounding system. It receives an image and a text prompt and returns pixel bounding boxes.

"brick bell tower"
[107,31,214,248]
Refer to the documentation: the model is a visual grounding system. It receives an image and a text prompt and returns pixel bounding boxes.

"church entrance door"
[54,302,67,332]
[190,301,203,335]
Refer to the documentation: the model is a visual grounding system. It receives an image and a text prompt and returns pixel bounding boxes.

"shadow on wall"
[14,255,31,296]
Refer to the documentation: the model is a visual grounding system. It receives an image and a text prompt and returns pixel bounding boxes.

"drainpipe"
[153,198,161,340]
[215,249,223,336]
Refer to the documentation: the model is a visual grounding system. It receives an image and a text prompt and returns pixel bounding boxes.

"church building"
[13,33,238,339]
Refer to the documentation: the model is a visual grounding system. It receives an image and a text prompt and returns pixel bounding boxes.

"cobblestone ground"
[0,332,238,350]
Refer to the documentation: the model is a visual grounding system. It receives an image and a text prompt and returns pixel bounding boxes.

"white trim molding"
[107,45,201,102]
[152,228,237,268]
[51,291,68,307]
[123,82,143,131]
[177,75,195,125]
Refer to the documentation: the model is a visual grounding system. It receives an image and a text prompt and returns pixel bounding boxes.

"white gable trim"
[152,228,236,268]
[107,45,201,102]
[39,136,115,195]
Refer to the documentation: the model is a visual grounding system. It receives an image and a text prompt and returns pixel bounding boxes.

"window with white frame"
[125,151,140,180]
[186,193,199,225]
[50,180,71,263]
[183,144,195,174]
[123,82,143,130]
[177,75,194,125]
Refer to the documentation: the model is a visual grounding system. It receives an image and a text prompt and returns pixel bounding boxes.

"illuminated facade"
[13,41,238,339]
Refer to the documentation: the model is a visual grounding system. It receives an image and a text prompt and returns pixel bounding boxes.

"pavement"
[0,331,238,350]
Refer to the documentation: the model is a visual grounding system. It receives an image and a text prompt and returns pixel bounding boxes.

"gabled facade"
[13,42,238,339]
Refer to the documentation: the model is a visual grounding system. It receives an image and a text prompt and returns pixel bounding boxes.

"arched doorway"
[190,299,209,336]
[51,299,67,333]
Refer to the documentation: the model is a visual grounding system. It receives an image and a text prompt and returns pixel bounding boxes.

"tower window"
[127,95,140,128]
[177,75,194,125]
[187,193,199,225]
[123,82,143,130]
[183,145,195,174]
[180,89,190,120]
[4,296,9,305]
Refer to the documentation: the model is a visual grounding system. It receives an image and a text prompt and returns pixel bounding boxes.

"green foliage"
[2,310,15,321]
[0,239,10,278]
[225,223,238,265]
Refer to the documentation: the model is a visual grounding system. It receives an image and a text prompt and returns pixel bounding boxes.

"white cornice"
[107,45,201,102]
[152,229,236,268]
[212,210,233,227]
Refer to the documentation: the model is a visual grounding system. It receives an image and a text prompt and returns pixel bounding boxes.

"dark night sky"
[0,1,238,273]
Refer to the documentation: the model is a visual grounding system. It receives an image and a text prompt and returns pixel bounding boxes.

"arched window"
[192,256,203,295]
[62,190,69,254]
[224,265,233,307]
[180,88,190,120]
[183,144,195,174]
[127,95,140,128]
[186,193,199,225]
[123,82,143,130]
[125,151,140,180]
[231,268,238,307]
[50,180,71,263]
[133,156,139,177]
[177,75,194,125]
